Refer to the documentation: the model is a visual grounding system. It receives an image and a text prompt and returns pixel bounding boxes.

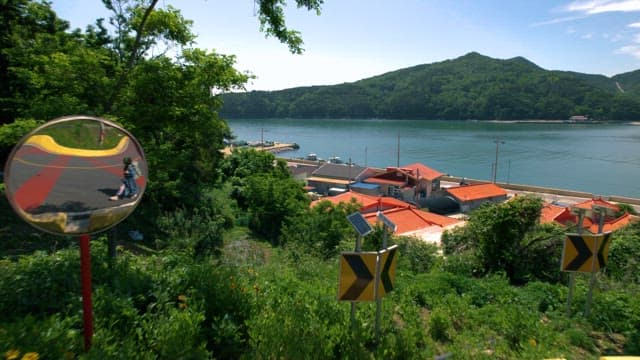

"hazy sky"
[52,0,640,90]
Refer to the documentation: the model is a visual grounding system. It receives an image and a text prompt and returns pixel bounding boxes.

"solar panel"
[347,212,373,236]
[377,211,397,232]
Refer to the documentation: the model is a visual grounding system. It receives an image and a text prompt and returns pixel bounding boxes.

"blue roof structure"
[350,182,379,190]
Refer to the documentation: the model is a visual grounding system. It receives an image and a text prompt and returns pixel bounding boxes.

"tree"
[441,195,565,284]
[244,173,309,245]
[102,0,323,112]
[116,49,248,211]
[222,148,291,209]
[280,199,360,259]
[0,0,108,124]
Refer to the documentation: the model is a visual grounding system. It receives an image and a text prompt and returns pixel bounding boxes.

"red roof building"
[540,198,638,233]
[363,207,464,244]
[311,190,412,213]
[445,183,508,213]
[364,162,444,202]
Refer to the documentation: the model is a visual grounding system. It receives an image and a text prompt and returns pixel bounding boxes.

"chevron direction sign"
[338,252,378,301]
[338,245,400,302]
[561,233,612,273]
[376,245,399,299]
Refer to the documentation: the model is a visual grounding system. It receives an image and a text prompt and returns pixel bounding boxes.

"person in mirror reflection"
[109,157,138,201]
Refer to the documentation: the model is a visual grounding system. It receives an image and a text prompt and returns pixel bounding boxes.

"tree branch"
[105,0,159,113]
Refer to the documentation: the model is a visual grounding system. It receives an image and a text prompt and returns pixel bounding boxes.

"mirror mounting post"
[80,234,93,351]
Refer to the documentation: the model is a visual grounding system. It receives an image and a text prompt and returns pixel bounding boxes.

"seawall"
[441,176,640,206]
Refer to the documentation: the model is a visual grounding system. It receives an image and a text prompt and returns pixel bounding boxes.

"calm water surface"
[227,119,640,198]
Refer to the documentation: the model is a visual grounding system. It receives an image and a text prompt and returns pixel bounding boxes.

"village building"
[287,161,320,182]
[311,190,410,213]
[305,163,379,196]
[364,206,464,244]
[312,190,463,245]
[445,183,508,213]
[363,163,444,203]
[540,198,639,233]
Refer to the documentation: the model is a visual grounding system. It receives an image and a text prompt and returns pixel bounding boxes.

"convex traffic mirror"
[3,115,147,235]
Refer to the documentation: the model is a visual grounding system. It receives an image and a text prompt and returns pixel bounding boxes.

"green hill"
[219,52,640,120]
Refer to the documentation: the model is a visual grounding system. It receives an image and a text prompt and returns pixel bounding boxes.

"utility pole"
[348,157,352,190]
[365,146,368,167]
[396,134,400,167]
[493,138,505,183]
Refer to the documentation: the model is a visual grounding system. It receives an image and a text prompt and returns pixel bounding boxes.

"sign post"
[375,211,396,343]
[565,207,585,317]
[79,234,93,350]
[584,205,615,317]
[340,212,399,342]
[345,212,373,330]
[562,206,614,318]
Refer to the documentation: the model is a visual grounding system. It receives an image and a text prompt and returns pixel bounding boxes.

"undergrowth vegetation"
[4,1,639,358]
[2,186,640,358]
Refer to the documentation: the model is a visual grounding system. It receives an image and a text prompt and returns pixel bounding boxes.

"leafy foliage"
[395,235,440,273]
[606,221,640,284]
[442,195,565,284]
[281,199,360,259]
[3,1,640,359]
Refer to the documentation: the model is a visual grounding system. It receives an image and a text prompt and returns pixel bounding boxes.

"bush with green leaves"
[607,221,640,284]
[156,207,226,255]
[244,258,354,359]
[441,195,564,284]
[0,248,81,320]
[395,235,440,273]
[0,314,82,359]
[281,199,360,259]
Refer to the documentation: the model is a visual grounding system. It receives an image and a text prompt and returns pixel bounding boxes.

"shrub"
[441,196,564,284]
[0,314,82,358]
[429,308,452,342]
[156,207,226,255]
[280,200,359,259]
[244,259,352,359]
[396,236,439,273]
[440,250,483,277]
[607,222,640,284]
[0,249,80,319]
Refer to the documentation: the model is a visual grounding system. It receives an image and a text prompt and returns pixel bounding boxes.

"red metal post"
[79,234,93,351]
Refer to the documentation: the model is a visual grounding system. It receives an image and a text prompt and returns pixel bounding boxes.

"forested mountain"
[220,52,640,120]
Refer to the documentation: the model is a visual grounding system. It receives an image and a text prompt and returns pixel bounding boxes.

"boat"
[328,156,344,164]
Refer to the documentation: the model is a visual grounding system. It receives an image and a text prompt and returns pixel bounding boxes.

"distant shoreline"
[485,119,613,124]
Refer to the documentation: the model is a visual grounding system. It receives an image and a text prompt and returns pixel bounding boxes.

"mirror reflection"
[4,116,147,235]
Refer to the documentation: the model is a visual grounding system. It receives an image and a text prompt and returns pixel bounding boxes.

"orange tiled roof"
[363,207,461,234]
[401,163,444,181]
[310,190,412,212]
[446,183,507,202]
[540,198,638,233]
[587,213,638,233]
[574,197,620,212]
[540,203,568,224]
[365,162,443,186]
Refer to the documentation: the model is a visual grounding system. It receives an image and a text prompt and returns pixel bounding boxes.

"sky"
[51,0,640,91]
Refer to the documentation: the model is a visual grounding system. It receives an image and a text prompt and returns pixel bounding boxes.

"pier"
[222,141,298,156]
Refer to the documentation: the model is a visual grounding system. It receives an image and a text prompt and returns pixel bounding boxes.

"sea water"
[227,118,640,198]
